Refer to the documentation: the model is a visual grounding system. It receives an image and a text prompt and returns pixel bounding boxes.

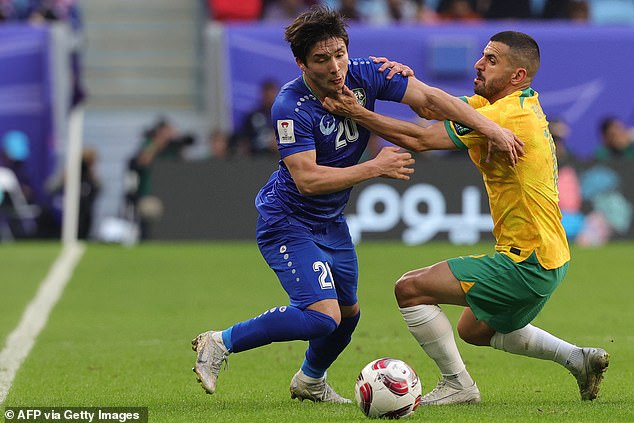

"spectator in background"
[485,0,531,19]
[385,0,420,23]
[542,0,589,21]
[45,147,101,239]
[262,0,310,21]
[0,0,16,20]
[595,117,634,161]
[0,130,39,239]
[27,0,81,26]
[337,0,364,22]
[76,148,100,239]
[415,0,440,22]
[549,118,584,239]
[231,79,280,157]
[126,118,195,239]
[543,0,573,18]
[0,0,34,21]
[549,117,574,164]
[1,130,33,204]
[208,129,231,160]
[567,0,589,21]
[363,0,421,24]
[437,0,481,21]
[327,0,430,23]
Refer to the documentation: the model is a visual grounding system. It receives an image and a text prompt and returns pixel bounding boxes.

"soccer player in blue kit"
[192,6,523,402]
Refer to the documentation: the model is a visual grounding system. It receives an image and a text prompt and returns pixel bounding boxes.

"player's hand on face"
[373,146,415,180]
[486,127,525,165]
[322,86,358,117]
[371,56,415,79]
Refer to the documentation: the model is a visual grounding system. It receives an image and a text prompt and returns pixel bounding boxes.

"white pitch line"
[0,242,85,404]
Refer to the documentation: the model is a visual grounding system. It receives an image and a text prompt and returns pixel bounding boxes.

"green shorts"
[447,252,569,334]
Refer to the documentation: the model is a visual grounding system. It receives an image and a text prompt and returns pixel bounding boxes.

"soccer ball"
[354,358,422,419]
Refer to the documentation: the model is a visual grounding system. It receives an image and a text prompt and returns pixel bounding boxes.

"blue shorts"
[256,215,359,310]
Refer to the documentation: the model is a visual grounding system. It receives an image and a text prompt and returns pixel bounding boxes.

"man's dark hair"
[490,31,540,78]
[284,6,349,64]
[600,117,619,136]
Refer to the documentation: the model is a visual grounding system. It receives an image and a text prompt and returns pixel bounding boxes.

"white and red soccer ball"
[354,358,422,419]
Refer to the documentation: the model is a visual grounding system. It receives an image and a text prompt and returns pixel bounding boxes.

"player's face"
[299,37,349,99]
[473,41,514,103]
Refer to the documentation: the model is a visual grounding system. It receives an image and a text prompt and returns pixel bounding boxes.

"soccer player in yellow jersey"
[322,31,609,405]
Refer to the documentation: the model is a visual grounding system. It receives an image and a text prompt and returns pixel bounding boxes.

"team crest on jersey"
[452,121,473,136]
[319,114,337,135]
[352,88,366,106]
[277,119,296,144]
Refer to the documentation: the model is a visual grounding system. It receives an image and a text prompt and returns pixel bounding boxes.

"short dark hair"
[284,6,349,64]
[261,79,279,90]
[600,117,619,135]
[490,31,540,78]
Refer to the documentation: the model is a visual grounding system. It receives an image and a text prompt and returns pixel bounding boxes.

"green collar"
[519,87,535,108]
[302,74,322,100]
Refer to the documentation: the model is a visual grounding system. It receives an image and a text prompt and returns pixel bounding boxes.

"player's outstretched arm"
[322,87,455,153]
[401,78,524,164]
[283,147,414,196]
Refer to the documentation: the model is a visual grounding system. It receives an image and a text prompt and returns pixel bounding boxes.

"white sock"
[490,324,584,372]
[400,305,474,388]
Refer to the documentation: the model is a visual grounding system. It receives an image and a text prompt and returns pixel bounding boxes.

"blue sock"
[221,327,233,351]
[227,306,337,353]
[302,312,361,378]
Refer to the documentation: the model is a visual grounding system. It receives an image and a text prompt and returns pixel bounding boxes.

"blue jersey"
[255,58,408,225]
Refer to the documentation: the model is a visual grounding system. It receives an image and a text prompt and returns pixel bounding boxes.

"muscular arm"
[401,78,475,122]
[402,78,523,159]
[321,97,454,153]
[283,147,414,196]
[324,84,520,159]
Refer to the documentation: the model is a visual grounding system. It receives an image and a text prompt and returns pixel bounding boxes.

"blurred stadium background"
[0,0,632,245]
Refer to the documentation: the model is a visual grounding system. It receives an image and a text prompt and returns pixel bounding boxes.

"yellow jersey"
[444,88,570,269]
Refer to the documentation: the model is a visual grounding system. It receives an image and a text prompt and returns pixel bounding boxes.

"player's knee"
[457,321,477,345]
[457,319,494,346]
[303,309,338,339]
[308,299,342,325]
[394,270,424,307]
[394,278,408,306]
[340,303,360,319]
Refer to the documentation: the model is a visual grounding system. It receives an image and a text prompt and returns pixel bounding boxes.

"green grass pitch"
[2,241,633,422]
